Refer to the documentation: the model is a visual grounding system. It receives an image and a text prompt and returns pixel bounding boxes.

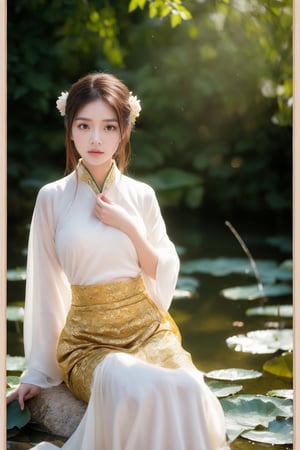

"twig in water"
[225,221,265,298]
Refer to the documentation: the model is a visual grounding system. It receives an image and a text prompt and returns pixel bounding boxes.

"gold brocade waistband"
[71,275,146,306]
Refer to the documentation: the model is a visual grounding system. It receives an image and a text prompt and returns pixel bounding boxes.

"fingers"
[18,392,25,411]
[99,193,112,204]
[6,386,25,410]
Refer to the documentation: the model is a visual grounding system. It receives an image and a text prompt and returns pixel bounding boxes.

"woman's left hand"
[93,194,134,234]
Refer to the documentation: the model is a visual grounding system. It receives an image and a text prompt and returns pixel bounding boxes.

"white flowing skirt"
[32,353,229,450]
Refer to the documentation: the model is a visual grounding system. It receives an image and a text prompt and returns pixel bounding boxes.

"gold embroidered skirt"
[57,275,193,402]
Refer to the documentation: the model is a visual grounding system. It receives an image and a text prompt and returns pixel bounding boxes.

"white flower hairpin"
[56,91,68,116]
[56,90,142,125]
[128,93,141,125]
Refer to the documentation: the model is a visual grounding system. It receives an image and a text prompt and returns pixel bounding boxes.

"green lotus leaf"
[180,257,292,285]
[246,304,293,318]
[7,376,20,389]
[7,306,25,322]
[220,394,293,442]
[7,399,31,430]
[180,258,277,277]
[206,368,262,381]
[206,381,243,398]
[241,418,293,445]
[267,389,293,400]
[226,329,293,354]
[7,268,26,281]
[6,355,26,372]
[263,352,293,378]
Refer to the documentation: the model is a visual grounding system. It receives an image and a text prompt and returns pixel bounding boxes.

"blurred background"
[7,0,292,245]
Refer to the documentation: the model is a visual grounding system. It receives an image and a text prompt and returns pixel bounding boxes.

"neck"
[83,159,113,187]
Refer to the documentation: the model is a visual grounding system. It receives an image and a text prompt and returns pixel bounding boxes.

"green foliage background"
[8,0,292,231]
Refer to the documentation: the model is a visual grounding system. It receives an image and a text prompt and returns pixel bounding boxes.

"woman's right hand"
[6,384,41,410]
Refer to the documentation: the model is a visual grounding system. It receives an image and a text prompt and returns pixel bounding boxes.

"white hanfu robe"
[20,161,229,450]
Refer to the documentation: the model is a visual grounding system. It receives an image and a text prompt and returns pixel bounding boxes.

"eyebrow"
[74,117,118,122]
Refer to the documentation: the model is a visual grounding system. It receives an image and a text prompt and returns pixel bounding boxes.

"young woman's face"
[71,99,121,170]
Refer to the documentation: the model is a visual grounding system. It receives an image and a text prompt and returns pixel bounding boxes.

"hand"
[93,194,135,234]
[6,384,41,410]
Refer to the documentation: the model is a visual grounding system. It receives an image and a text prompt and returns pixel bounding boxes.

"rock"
[27,384,87,438]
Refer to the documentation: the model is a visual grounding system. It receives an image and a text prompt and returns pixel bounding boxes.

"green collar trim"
[77,159,116,194]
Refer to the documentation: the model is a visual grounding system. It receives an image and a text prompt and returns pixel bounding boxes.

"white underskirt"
[31,353,230,450]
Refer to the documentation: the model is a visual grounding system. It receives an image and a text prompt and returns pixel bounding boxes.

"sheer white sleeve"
[20,186,71,388]
[141,187,180,311]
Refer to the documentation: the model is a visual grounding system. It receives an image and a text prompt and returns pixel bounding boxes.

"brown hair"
[64,73,132,174]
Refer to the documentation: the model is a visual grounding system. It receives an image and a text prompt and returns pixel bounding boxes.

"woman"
[7,73,229,449]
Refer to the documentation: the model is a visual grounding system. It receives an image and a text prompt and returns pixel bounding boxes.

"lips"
[88,150,103,154]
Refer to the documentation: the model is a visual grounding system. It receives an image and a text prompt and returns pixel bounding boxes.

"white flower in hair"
[56,91,69,116]
[129,93,141,125]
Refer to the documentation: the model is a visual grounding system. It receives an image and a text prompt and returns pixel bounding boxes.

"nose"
[90,129,102,145]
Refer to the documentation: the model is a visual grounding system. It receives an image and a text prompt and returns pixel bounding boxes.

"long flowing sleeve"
[140,186,180,311]
[20,186,71,388]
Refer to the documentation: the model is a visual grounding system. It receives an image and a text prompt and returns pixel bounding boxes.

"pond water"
[7,210,293,449]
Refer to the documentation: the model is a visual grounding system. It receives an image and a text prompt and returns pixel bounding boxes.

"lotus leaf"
[220,394,293,442]
[7,268,26,281]
[246,304,292,318]
[226,329,292,354]
[7,376,20,389]
[176,275,200,291]
[7,399,31,430]
[173,289,193,299]
[7,306,25,322]
[267,389,293,400]
[241,417,293,445]
[6,355,26,372]
[206,368,262,381]
[263,352,293,378]
[206,381,243,398]
[180,257,293,285]
[221,283,292,300]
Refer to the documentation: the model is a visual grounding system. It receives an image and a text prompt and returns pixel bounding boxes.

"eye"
[104,124,117,132]
[78,123,89,130]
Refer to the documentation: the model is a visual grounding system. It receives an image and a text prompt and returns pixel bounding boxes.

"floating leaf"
[220,394,293,443]
[7,306,25,322]
[263,352,293,378]
[241,418,293,445]
[180,257,292,284]
[206,368,262,381]
[174,289,193,299]
[246,304,292,318]
[7,399,31,430]
[206,381,243,398]
[221,284,292,300]
[174,275,199,298]
[7,268,26,281]
[7,376,20,389]
[180,258,276,277]
[226,329,293,354]
[267,389,293,400]
[6,355,26,372]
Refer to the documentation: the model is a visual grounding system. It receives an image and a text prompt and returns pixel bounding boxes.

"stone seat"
[28,384,86,438]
